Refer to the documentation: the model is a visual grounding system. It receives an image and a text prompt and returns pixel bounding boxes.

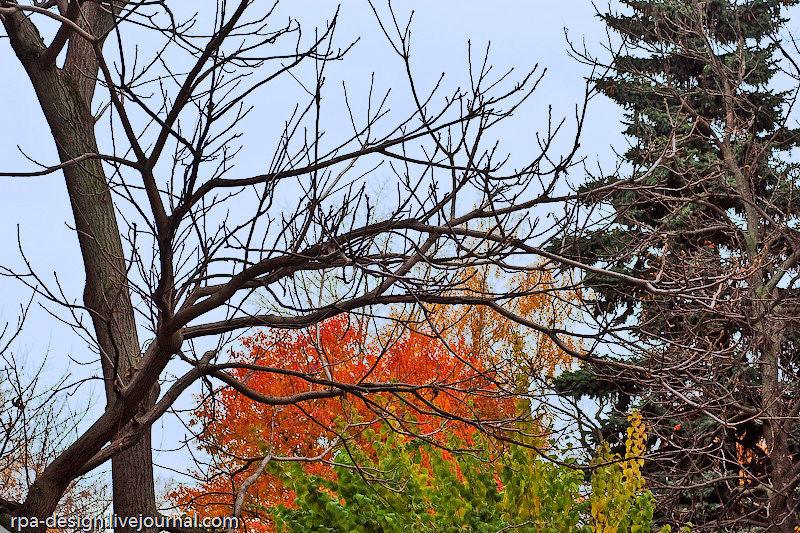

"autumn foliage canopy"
[170,269,579,525]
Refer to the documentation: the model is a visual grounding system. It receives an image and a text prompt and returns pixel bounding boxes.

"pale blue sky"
[1,0,623,340]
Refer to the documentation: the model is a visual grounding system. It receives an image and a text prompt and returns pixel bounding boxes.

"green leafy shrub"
[270,412,674,533]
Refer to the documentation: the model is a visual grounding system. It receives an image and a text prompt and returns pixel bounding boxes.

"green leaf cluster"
[269,417,672,533]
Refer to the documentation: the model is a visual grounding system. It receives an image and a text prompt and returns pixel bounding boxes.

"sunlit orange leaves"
[406,266,580,379]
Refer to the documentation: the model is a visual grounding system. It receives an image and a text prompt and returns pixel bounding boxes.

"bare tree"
[0,308,109,532]
[0,0,605,530]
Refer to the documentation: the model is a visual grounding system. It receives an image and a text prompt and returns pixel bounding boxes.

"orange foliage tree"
[170,267,579,527]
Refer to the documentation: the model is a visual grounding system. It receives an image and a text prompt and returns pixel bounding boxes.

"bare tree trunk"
[3,4,156,531]
[729,136,796,531]
[761,327,793,533]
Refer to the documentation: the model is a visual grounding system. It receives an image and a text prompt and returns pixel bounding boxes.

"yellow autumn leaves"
[590,411,671,533]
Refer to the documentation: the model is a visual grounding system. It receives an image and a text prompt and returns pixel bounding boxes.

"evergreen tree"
[555,1,800,531]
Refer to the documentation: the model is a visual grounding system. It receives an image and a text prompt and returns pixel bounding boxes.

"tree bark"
[2,4,157,531]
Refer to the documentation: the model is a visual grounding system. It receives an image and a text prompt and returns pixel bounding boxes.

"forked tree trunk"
[3,4,157,531]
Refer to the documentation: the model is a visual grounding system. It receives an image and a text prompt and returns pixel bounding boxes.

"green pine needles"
[555,0,800,530]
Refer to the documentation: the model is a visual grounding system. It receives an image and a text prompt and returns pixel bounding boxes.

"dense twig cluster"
[0,1,624,528]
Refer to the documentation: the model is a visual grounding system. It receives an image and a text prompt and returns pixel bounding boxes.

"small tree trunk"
[762,329,795,533]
